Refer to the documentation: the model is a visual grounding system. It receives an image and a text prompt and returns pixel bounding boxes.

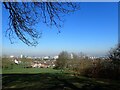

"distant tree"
[79,52,86,59]
[108,44,120,64]
[72,53,79,60]
[55,51,70,69]
[108,44,120,79]
[3,2,80,46]
[68,53,80,72]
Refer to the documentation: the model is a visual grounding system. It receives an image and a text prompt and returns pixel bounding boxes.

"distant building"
[20,54,25,58]
[89,56,98,59]
[14,59,19,64]
[20,54,23,58]
[70,53,73,59]
[27,56,32,59]
[10,55,14,58]
[43,56,49,60]
[53,56,59,60]
[14,58,21,64]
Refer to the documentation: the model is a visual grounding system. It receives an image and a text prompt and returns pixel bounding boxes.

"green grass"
[2,67,62,74]
[2,72,120,90]
[1,59,120,90]
[2,64,70,74]
[2,66,120,90]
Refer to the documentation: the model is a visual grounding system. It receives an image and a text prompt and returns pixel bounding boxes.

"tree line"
[54,45,120,80]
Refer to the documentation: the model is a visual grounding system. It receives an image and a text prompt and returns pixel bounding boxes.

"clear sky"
[2,2,118,57]
[0,2,2,57]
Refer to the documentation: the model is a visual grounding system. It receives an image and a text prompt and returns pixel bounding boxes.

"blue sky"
[0,2,2,56]
[2,2,118,57]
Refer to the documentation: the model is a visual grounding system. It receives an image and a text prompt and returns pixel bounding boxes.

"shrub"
[2,58,14,69]
[55,51,70,69]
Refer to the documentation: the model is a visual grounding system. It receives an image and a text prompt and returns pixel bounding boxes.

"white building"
[53,55,59,59]
[20,54,23,58]
[43,56,49,60]
[14,59,19,64]
[10,55,14,58]
[70,53,73,59]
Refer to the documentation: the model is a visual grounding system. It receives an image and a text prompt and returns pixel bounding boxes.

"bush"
[74,45,120,80]
[2,58,14,69]
[80,59,120,80]
[54,49,120,80]
[55,51,70,69]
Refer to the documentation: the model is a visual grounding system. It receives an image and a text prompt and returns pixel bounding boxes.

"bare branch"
[3,2,80,46]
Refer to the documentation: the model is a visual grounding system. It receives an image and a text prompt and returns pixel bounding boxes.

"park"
[2,55,120,90]
[1,1,120,90]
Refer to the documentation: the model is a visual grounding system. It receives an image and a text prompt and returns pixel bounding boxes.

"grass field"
[2,58,120,90]
[2,67,62,74]
[2,67,120,90]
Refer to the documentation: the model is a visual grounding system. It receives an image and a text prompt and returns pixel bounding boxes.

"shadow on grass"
[2,73,120,90]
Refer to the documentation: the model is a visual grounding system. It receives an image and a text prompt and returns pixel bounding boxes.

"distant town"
[2,53,108,69]
[3,53,108,60]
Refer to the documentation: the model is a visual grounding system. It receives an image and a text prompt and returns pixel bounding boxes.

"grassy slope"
[2,67,61,74]
[2,67,120,90]
[1,58,120,90]
[2,73,120,90]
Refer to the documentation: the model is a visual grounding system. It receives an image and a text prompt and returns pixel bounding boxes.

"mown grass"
[2,66,120,90]
[2,72,120,90]
[2,66,62,74]
[1,58,120,90]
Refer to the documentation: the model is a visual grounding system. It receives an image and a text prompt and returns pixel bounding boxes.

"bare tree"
[3,2,80,46]
[108,44,120,79]
[109,44,120,64]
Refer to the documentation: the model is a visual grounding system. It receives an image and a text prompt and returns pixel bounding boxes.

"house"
[13,58,21,65]
[31,59,56,68]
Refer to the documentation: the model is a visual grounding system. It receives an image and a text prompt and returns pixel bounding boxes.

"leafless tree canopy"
[109,44,120,64]
[3,2,80,46]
